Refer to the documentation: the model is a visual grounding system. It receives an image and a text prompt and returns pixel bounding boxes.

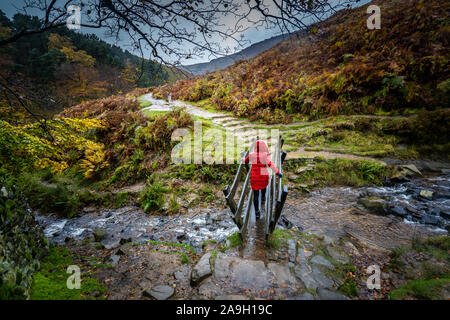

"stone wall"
[0,172,48,299]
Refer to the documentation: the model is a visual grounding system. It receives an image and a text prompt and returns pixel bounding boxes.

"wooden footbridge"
[223,136,289,243]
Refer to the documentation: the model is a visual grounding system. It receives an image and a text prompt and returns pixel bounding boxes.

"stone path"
[141,93,386,164]
[193,237,350,300]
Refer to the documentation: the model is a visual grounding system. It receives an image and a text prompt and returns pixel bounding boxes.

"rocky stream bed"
[32,172,449,300]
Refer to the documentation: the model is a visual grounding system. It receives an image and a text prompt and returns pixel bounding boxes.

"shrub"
[139,176,169,213]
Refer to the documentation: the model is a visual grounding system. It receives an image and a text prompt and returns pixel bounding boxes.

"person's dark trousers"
[253,188,266,219]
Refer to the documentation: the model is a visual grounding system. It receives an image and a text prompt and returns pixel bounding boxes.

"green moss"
[329,263,360,298]
[387,247,408,271]
[289,159,391,188]
[180,252,190,264]
[30,247,107,300]
[0,283,26,300]
[412,236,450,262]
[221,232,243,252]
[267,229,292,249]
[339,280,359,297]
[202,239,218,248]
[114,192,130,208]
[147,240,196,254]
[93,243,105,250]
[167,194,180,214]
[138,95,153,109]
[389,278,450,300]
[18,173,79,218]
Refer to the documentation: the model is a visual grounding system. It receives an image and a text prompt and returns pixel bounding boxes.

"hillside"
[153,0,450,123]
[0,11,185,116]
[183,33,292,75]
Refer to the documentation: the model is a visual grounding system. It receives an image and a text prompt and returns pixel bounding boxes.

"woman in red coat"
[243,140,283,219]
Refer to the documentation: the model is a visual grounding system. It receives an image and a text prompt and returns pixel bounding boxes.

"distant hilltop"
[182,33,293,75]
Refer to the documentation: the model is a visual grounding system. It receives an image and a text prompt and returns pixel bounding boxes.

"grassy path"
[141,94,407,165]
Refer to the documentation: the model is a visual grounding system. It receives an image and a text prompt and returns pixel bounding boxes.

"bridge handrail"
[224,136,288,242]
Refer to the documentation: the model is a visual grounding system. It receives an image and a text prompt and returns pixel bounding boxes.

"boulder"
[310,255,335,270]
[285,292,315,300]
[419,190,434,199]
[402,164,422,176]
[326,245,350,264]
[0,174,48,299]
[390,164,421,182]
[144,285,174,300]
[294,264,333,290]
[191,252,212,285]
[105,254,120,267]
[357,197,386,214]
[317,288,349,300]
[421,215,441,226]
[388,206,407,218]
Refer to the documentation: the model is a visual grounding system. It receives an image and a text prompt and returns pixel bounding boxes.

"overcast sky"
[0,0,370,65]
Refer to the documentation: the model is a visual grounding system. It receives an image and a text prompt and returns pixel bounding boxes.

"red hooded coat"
[244,140,279,191]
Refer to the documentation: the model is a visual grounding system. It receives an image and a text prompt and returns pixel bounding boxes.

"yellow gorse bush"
[0,117,107,177]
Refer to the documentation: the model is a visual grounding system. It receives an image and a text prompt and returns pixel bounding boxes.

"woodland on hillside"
[0,10,180,118]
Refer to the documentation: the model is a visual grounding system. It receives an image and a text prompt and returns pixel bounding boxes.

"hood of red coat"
[254,140,268,153]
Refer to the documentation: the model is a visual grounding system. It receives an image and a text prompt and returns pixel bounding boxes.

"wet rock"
[419,190,434,199]
[323,235,335,245]
[421,215,441,226]
[105,254,120,267]
[295,166,314,174]
[440,211,450,220]
[317,288,349,300]
[278,216,294,229]
[388,206,407,218]
[326,245,350,264]
[191,252,212,285]
[310,255,335,270]
[209,254,275,294]
[296,247,307,264]
[358,197,386,214]
[294,263,333,291]
[288,239,297,263]
[174,265,190,281]
[285,292,314,300]
[267,263,299,290]
[215,295,249,300]
[390,164,421,182]
[402,164,422,176]
[343,242,360,256]
[144,285,174,300]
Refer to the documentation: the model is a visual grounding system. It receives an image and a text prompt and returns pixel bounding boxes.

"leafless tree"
[0,0,362,66]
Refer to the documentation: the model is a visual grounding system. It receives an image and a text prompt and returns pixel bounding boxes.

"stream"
[35,174,449,253]
[35,207,238,252]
